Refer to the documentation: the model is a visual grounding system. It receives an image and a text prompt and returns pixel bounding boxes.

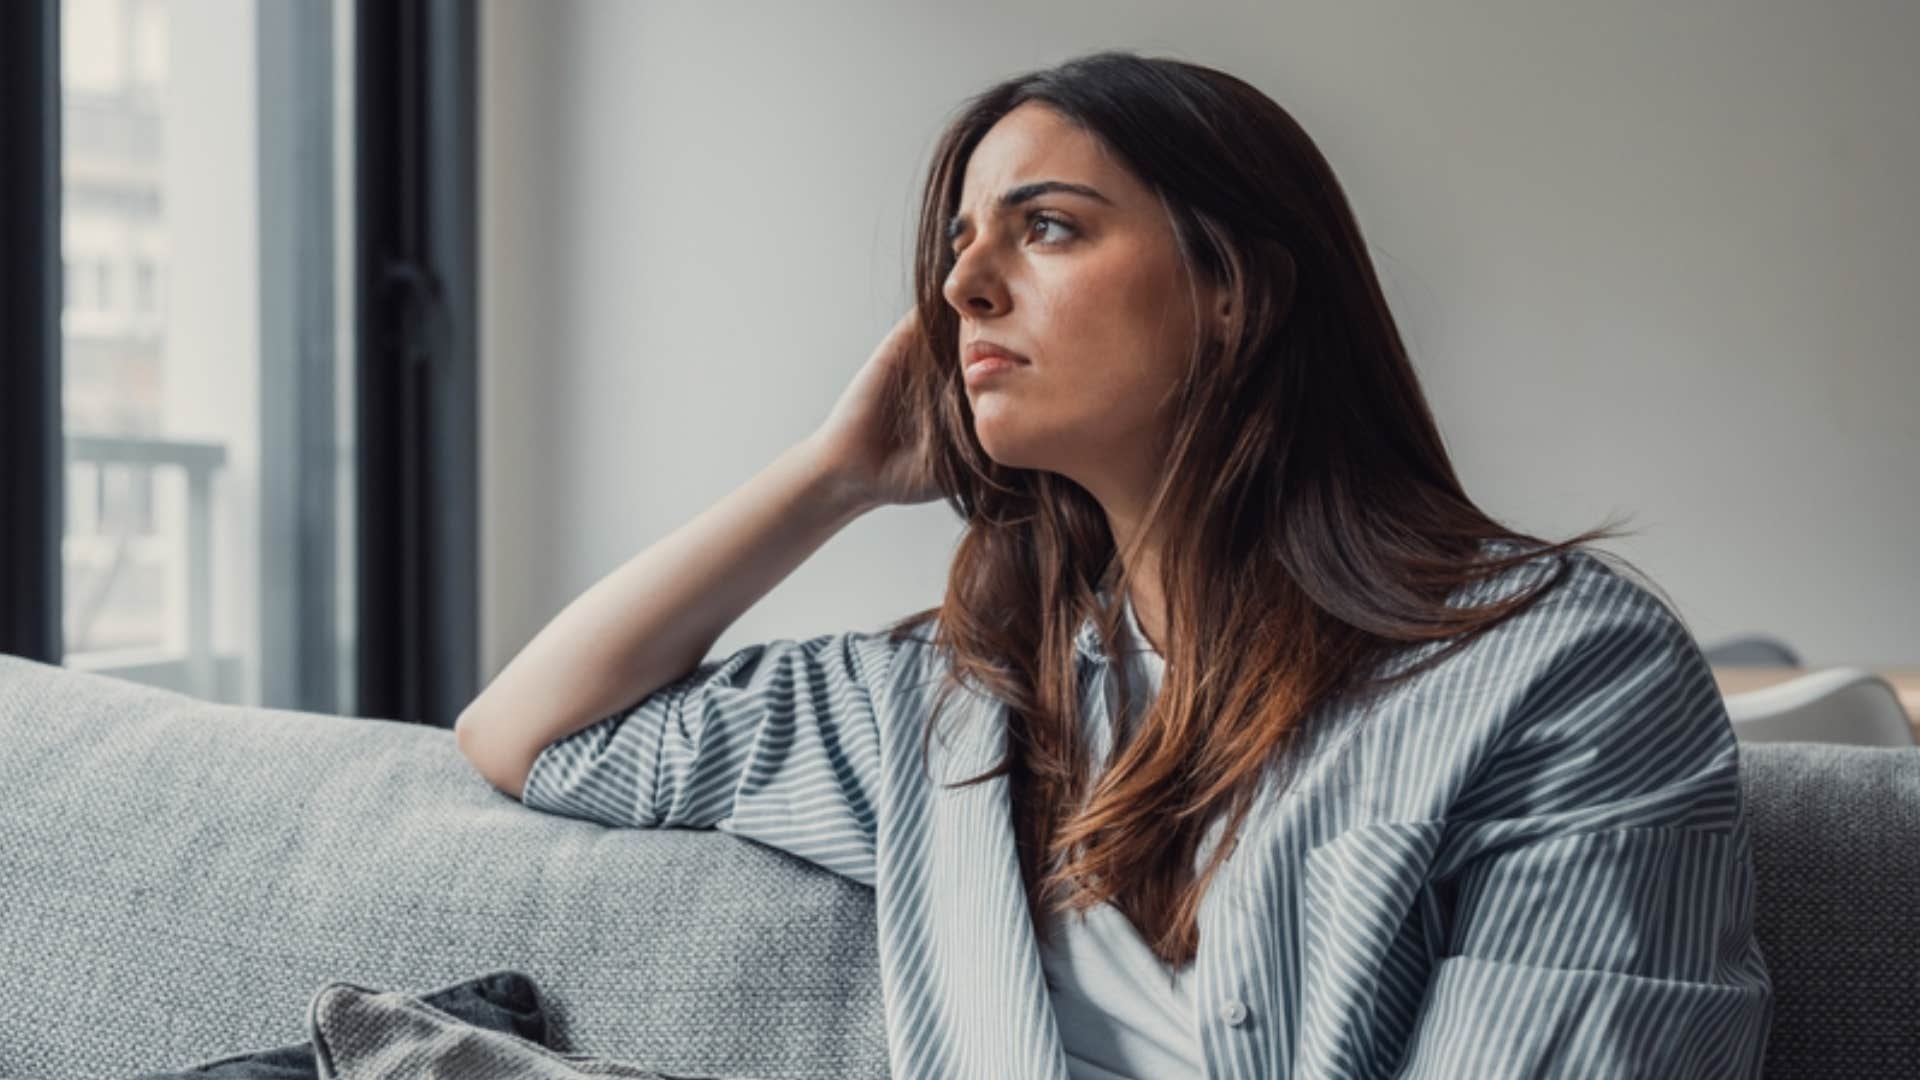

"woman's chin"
[974,435,1049,473]
[970,417,1019,460]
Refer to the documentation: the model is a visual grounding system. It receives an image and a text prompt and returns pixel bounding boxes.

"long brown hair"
[878,50,1652,971]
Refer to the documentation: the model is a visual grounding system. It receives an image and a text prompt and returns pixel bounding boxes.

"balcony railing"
[63,433,235,700]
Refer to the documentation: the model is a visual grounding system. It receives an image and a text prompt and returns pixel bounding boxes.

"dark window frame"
[356,0,479,728]
[0,0,63,665]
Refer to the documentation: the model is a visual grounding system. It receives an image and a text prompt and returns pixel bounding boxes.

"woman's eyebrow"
[944,180,1113,242]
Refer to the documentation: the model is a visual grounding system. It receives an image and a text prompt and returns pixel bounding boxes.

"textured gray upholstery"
[1738,740,1920,1077]
[0,655,888,1080]
[3,654,1917,1079]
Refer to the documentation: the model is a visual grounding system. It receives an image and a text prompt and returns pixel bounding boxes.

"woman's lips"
[963,356,1026,386]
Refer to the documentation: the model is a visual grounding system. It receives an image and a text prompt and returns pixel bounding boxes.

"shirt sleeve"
[517,628,899,888]
[1393,584,1776,1078]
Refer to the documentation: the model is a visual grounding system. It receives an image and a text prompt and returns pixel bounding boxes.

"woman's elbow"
[455,706,535,801]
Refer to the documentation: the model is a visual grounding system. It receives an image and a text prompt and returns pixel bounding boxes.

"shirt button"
[1219,999,1248,1026]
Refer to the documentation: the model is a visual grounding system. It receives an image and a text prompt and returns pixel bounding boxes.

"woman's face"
[942,101,1222,497]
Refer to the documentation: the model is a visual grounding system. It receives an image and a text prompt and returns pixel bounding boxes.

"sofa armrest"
[0,655,887,1080]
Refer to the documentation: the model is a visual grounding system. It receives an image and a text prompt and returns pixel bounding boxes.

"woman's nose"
[943,248,1007,316]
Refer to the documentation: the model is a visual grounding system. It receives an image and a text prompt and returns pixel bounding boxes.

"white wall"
[480,0,1919,676]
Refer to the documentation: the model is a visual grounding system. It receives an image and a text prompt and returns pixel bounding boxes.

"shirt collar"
[1073,589,1163,666]
[1073,611,1106,663]
[1071,538,1541,667]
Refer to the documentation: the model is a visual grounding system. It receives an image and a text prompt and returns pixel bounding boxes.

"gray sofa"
[3,653,1917,1080]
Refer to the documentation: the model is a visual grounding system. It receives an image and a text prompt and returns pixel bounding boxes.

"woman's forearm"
[455,435,874,798]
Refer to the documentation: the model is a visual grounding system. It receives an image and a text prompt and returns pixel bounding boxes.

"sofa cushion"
[1738,742,1920,1078]
[0,656,888,1080]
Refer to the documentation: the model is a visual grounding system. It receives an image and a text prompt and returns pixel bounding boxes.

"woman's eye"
[948,213,1077,260]
[1029,212,1076,245]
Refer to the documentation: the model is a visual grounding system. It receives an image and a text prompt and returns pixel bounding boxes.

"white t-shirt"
[1040,593,1206,1079]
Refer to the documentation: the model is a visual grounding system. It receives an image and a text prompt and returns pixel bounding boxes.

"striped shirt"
[1040,590,1206,1078]
[521,545,1774,1077]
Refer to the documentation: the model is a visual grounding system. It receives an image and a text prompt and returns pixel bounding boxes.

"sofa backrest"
[0,655,889,1080]
[1738,741,1920,1078]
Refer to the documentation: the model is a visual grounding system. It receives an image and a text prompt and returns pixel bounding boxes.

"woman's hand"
[807,308,945,510]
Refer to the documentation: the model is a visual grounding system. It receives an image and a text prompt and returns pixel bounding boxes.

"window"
[58,0,359,711]
[8,0,476,728]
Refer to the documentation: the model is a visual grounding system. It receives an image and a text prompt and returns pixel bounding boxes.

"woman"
[458,50,1773,1079]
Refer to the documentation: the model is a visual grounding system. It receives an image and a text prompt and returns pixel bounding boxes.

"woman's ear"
[1272,248,1297,320]
[1213,290,1234,341]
